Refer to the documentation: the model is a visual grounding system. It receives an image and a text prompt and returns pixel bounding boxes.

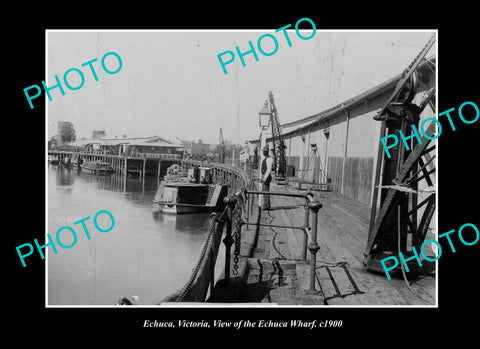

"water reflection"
[54,165,77,187]
[152,210,213,233]
[47,165,216,306]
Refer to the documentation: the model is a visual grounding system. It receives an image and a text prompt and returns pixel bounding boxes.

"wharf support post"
[306,195,323,294]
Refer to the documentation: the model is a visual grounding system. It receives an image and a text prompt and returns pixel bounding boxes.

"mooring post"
[306,194,322,294]
[222,195,237,285]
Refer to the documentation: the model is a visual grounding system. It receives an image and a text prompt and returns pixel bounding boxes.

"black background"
[7,4,479,342]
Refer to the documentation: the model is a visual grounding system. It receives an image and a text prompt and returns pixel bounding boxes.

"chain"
[232,222,241,276]
[232,193,246,276]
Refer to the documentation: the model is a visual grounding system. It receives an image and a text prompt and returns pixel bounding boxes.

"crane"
[268,91,287,183]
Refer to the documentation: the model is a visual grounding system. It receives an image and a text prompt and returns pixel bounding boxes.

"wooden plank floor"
[232,182,436,306]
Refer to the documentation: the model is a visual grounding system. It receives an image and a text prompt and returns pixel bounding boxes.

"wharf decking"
[209,182,436,306]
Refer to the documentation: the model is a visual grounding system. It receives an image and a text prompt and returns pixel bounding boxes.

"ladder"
[268,91,287,183]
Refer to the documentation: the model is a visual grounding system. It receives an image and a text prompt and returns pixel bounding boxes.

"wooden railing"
[48,149,181,160]
[180,159,253,194]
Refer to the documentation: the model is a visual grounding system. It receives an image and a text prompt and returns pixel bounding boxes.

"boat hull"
[153,181,228,215]
[155,203,215,214]
[80,165,114,174]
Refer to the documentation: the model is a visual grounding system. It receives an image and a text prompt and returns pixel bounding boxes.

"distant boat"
[80,160,114,174]
[61,155,80,168]
[153,166,228,214]
[48,155,59,165]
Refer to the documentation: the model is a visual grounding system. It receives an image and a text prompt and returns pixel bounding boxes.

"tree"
[48,135,58,149]
[59,122,76,143]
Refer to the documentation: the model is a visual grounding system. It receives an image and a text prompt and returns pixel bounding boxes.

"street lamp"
[258,100,271,130]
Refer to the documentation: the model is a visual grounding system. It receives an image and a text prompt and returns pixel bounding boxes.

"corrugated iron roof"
[250,54,436,143]
[99,136,183,147]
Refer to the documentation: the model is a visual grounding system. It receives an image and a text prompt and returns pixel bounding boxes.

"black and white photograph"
[45,30,437,306]
[8,8,479,340]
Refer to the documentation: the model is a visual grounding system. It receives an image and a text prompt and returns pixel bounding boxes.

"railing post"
[245,190,250,230]
[302,205,310,261]
[222,195,237,285]
[250,184,255,215]
[306,196,323,294]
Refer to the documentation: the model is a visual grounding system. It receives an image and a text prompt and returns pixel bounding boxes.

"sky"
[46,30,435,145]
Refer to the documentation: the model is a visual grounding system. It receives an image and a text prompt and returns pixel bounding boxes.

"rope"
[175,213,218,302]
[170,171,250,301]
[175,190,249,301]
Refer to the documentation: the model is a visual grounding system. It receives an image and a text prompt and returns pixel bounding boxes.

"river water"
[47,164,224,306]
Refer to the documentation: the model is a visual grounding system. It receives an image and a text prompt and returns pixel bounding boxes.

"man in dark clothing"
[260,145,273,210]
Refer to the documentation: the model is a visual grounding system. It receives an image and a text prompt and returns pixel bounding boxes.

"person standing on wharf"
[260,145,274,210]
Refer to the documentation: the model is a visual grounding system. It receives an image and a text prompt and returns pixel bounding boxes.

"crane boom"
[268,91,287,182]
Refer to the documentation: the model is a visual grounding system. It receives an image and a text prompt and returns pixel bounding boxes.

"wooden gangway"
[208,183,435,305]
[160,172,436,306]
[227,184,435,305]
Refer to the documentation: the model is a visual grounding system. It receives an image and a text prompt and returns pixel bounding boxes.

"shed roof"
[250,55,435,143]
[100,136,183,147]
[126,142,181,148]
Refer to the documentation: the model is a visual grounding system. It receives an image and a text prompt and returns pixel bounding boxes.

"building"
[182,139,218,161]
[75,135,183,158]
[120,136,184,158]
[92,130,106,140]
[68,135,185,177]
[251,56,436,206]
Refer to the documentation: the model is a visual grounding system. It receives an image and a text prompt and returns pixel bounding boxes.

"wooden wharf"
[207,182,436,306]
[48,150,181,179]
[166,39,438,306]
[160,163,436,306]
